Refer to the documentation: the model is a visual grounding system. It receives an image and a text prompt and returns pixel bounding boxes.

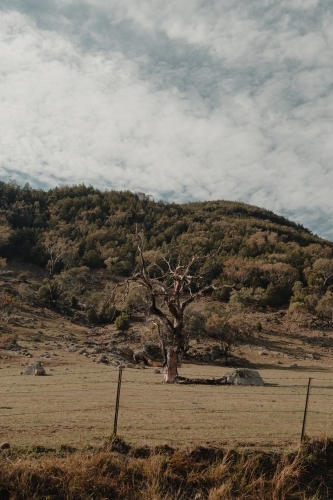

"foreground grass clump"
[1,437,333,500]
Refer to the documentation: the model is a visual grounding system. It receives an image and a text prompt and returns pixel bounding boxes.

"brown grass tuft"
[1,438,333,499]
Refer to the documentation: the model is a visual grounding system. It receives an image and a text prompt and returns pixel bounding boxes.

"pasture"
[1,362,333,449]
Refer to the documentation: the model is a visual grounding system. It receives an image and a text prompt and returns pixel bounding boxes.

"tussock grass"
[1,437,333,499]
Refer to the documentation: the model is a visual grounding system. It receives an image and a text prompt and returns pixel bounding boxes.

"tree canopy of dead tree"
[111,234,233,383]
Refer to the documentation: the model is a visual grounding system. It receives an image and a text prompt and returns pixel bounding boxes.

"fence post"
[300,377,312,443]
[112,367,123,437]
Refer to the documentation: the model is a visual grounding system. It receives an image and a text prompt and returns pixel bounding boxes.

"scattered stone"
[22,362,46,376]
[135,361,146,369]
[153,368,161,374]
[289,364,298,368]
[92,347,102,354]
[117,345,134,358]
[125,363,135,368]
[271,351,284,357]
[275,361,283,365]
[259,350,269,356]
[133,349,144,362]
[223,368,264,386]
[110,360,120,367]
[4,342,21,351]
[97,355,109,364]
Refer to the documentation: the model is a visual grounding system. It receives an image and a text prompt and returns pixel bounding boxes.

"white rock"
[223,368,264,386]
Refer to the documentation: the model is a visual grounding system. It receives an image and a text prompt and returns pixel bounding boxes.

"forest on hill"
[0,180,333,334]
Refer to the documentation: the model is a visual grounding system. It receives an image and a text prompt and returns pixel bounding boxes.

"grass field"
[1,362,333,449]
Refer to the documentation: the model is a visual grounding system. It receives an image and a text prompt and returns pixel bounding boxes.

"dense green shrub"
[114,312,130,331]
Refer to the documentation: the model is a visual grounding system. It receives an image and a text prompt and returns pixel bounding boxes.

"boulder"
[22,362,46,376]
[223,368,264,386]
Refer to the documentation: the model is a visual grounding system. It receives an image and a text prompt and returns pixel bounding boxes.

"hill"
[0,180,332,321]
[0,180,333,376]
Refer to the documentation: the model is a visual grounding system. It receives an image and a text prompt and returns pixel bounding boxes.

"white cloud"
[0,2,333,240]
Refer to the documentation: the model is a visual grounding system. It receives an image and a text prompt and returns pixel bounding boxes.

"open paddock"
[1,363,333,449]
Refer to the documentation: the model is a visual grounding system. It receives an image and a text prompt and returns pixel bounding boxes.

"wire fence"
[1,366,333,448]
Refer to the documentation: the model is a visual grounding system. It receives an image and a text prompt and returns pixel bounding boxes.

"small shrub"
[99,305,119,324]
[87,307,99,324]
[37,279,62,307]
[115,312,130,331]
[71,296,78,309]
[255,321,262,332]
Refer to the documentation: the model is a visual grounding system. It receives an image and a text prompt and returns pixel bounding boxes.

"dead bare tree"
[113,234,233,383]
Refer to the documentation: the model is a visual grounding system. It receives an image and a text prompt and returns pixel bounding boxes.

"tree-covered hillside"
[0,180,332,324]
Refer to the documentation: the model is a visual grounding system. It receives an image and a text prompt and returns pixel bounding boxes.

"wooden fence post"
[300,377,312,443]
[112,367,123,437]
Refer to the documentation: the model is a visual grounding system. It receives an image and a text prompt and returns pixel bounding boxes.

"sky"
[0,1,333,240]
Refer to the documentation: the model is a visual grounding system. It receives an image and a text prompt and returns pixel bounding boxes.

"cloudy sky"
[1,1,333,240]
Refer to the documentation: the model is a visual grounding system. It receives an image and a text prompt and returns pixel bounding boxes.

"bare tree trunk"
[163,346,179,383]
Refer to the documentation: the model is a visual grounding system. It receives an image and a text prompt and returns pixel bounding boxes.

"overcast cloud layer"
[0,1,333,239]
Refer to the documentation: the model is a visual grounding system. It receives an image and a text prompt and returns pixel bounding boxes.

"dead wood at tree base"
[168,376,230,385]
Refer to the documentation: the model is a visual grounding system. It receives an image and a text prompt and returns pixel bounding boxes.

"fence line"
[1,369,333,447]
[4,386,330,396]
[1,366,332,379]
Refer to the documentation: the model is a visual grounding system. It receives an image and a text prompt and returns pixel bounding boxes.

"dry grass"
[1,437,333,499]
[1,362,333,449]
